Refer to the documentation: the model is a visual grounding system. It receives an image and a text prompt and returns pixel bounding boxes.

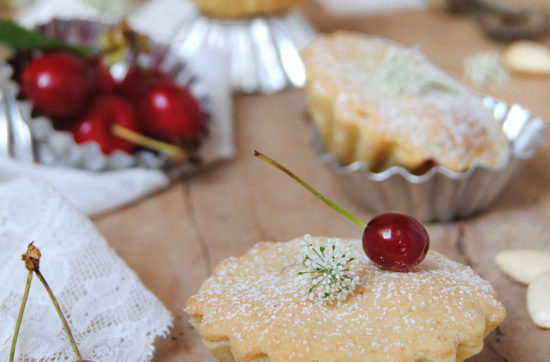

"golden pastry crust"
[302,32,509,173]
[191,0,304,18]
[185,236,506,362]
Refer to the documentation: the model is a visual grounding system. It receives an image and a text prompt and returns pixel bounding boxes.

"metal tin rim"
[314,95,547,185]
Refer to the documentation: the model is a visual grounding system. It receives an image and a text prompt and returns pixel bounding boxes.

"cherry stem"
[254,150,367,229]
[34,270,82,360]
[9,271,33,362]
[111,124,188,162]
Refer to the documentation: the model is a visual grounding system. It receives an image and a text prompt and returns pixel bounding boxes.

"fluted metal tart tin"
[1,18,233,176]
[314,96,547,221]
[172,9,317,94]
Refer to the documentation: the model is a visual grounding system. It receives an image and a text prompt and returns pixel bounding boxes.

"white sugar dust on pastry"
[302,32,509,173]
[185,235,506,362]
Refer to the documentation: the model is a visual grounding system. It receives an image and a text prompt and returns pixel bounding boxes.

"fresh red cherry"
[138,81,203,143]
[254,151,431,272]
[117,66,170,103]
[92,58,116,94]
[362,212,429,271]
[71,95,139,154]
[21,52,92,118]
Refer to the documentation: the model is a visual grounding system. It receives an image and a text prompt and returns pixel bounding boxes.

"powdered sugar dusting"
[303,33,509,172]
[186,236,506,361]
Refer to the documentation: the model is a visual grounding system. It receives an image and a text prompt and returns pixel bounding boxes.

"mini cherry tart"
[21,52,92,118]
[362,212,430,271]
[138,81,203,143]
[71,95,139,154]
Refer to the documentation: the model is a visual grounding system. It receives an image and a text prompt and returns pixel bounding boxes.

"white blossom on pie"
[377,47,454,96]
[297,241,359,305]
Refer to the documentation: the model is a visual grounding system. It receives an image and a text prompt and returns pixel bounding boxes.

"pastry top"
[191,0,304,18]
[302,32,509,172]
[186,235,506,362]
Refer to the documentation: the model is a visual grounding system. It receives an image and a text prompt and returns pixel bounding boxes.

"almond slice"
[504,41,550,76]
[527,270,550,329]
[495,249,550,285]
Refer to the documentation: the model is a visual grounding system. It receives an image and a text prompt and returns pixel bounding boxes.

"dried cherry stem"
[34,270,82,360]
[111,124,188,162]
[9,271,33,362]
[16,243,83,360]
[254,150,367,229]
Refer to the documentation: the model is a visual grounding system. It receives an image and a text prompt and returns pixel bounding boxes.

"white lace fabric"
[0,178,173,361]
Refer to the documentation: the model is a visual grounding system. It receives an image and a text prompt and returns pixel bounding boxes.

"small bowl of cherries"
[1,18,214,172]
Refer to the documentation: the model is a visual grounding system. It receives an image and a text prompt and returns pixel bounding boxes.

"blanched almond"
[495,249,550,285]
[504,41,550,75]
[527,270,550,329]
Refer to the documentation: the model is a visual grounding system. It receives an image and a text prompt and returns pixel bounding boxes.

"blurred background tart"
[302,32,509,174]
[190,0,306,19]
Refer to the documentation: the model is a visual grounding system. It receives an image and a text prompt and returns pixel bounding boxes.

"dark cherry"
[138,81,203,143]
[362,212,430,271]
[21,52,92,118]
[71,95,139,154]
[254,152,432,272]
[92,58,116,94]
[117,66,169,103]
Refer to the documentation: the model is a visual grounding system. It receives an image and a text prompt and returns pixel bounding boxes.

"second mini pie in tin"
[302,32,546,221]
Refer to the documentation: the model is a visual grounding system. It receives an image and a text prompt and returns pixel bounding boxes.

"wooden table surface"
[94,2,550,361]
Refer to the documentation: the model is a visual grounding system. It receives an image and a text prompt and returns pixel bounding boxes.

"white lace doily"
[0,178,172,361]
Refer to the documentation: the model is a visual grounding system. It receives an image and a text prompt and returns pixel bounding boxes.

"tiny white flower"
[297,244,359,305]
[377,46,454,96]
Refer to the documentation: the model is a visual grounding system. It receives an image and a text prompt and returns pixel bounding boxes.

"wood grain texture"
[94,2,550,361]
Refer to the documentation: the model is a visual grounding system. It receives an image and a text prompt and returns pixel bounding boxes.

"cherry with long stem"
[254,150,366,229]
[254,150,430,272]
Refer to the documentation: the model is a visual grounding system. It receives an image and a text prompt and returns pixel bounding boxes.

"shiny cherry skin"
[117,66,170,103]
[362,212,430,271]
[138,81,203,143]
[92,58,116,94]
[21,52,92,118]
[71,95,139,154]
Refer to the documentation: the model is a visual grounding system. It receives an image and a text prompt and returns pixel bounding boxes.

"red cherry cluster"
[19,51,204,155]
